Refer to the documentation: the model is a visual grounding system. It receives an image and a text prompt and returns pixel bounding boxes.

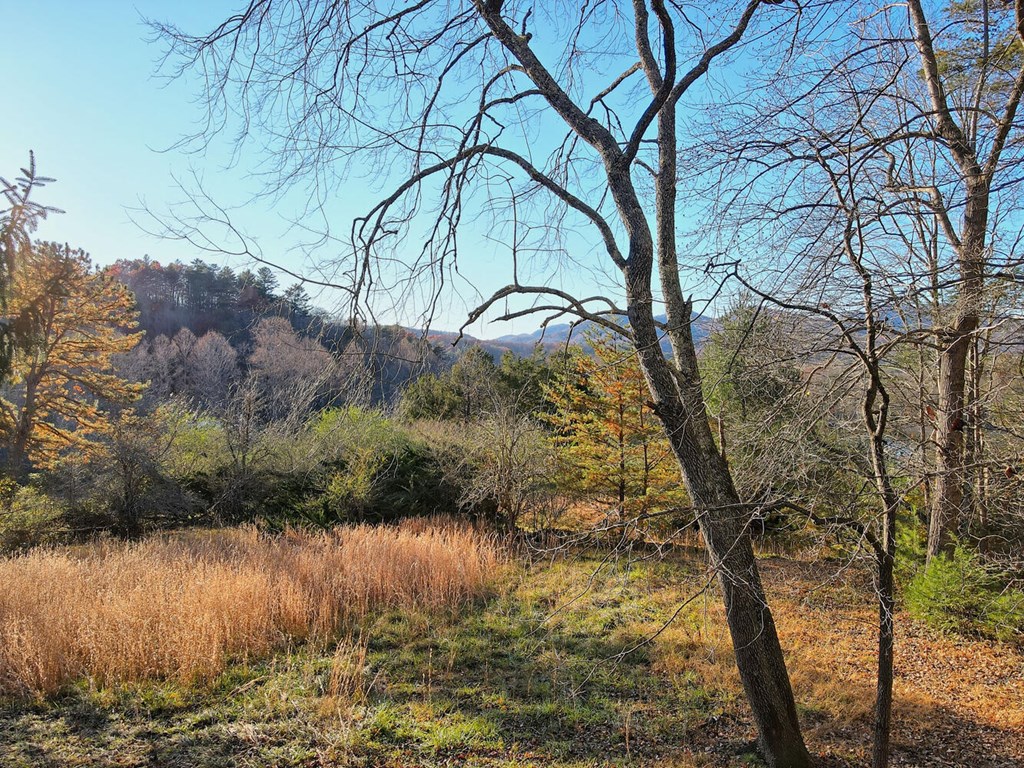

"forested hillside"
[109,256,454,407]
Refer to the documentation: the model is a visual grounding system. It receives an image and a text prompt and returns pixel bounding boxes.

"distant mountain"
[423,314,716,359]
[423,329,547,360]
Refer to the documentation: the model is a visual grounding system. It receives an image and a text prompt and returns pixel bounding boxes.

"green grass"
[0,554,748,768]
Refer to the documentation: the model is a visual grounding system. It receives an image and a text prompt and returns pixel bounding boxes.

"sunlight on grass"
[0,521,500,698]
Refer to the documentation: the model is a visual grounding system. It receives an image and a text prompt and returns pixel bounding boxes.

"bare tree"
[249,316,342,420]
[732,163,907,767]
[433,389,560,532]
[192,331,240,411]
[695,4,1024,763]
[896,0,1024,558]
[155,2,823,763]
[701,0,1024,559]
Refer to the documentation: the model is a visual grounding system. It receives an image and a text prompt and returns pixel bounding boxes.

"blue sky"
[0,1,499,332]
[1,1,744,336]
[0,1,604,335]
[1,3,221,264]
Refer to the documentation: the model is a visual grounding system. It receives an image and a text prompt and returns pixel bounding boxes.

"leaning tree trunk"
[623,246,811,768]
[619,43,809,762]
[472,6,810,763]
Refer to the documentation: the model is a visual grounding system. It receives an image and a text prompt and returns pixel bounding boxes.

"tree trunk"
[929,330,970,558]
[618,398,627,519]
[7,374,39,479]
[869,424,899,768]
[904,0,1013,560]
[873,542,895,768]
[625,37,809,761]
[623,251,810,768]
[928,179,986,560]
[658,360,810,768]
[434,6,811,762]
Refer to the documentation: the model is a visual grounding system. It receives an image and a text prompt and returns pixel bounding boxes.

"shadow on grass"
[0,554,1020,768]
[0,558,732,767]
[347,563,729,765]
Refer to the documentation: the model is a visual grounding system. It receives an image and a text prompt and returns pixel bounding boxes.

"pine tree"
[543,334,686,521]
[283,283,312,318]
[255,266,279,300]
[0,243,143,472]
[0,155,60,386]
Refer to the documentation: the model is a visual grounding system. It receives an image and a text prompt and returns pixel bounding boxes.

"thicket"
[904,546,1024,643]
[0,407,471,547]
[1,166,1022,654]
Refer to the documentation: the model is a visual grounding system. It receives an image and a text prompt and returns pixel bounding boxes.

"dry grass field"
[0,521,499,698]
[0,528,1020,767]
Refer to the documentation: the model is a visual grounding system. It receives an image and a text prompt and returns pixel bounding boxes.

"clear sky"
[1,1,723,336]
[0,0,526,334]
[1,2,229,269]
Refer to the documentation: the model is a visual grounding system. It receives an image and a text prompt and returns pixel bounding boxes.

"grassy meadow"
[0,523,1020,767]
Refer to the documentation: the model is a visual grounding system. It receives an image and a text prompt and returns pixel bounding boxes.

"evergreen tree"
[543,334,686,521]
[255,266,279,300]
[0,243,143,473]
[283,283,312,320]
[0,155,59,386]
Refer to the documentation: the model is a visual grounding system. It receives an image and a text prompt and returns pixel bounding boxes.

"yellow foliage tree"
[0,243,143,472]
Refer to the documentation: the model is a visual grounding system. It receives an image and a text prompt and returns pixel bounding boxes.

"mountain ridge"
[421,314,716,359]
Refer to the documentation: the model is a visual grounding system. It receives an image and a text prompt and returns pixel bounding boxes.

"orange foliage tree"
[0,243,142,473]
[543,333,686,522]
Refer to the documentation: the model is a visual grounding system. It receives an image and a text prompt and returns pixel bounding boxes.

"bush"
[261,408,463,529]
[413,413,563,532]
[0,482,66,552]
[894,515,927,584]
[3,406,491,544]
[905,547,1024,642]
[39,408,203,538]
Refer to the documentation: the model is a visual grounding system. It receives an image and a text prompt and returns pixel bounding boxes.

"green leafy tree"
[401,346,501,420]
[497,345,556,414]
[400,370,463,420]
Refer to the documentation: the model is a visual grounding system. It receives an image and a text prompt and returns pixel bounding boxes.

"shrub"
[894,515,928,584]
[35,407,203,539]
[414,413,563,532]
[0,483,66,552]
[905,547,1024,642]
[300,437,460,527]
[249,408,464,529]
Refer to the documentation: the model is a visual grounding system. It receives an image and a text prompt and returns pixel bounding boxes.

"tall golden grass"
[0,521,500,698]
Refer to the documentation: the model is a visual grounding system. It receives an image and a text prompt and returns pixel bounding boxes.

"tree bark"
[872,543,895,768]
[615,4,809,759]
[867,390,899,768]
[623,242,810,768]
[928,180,986,559]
